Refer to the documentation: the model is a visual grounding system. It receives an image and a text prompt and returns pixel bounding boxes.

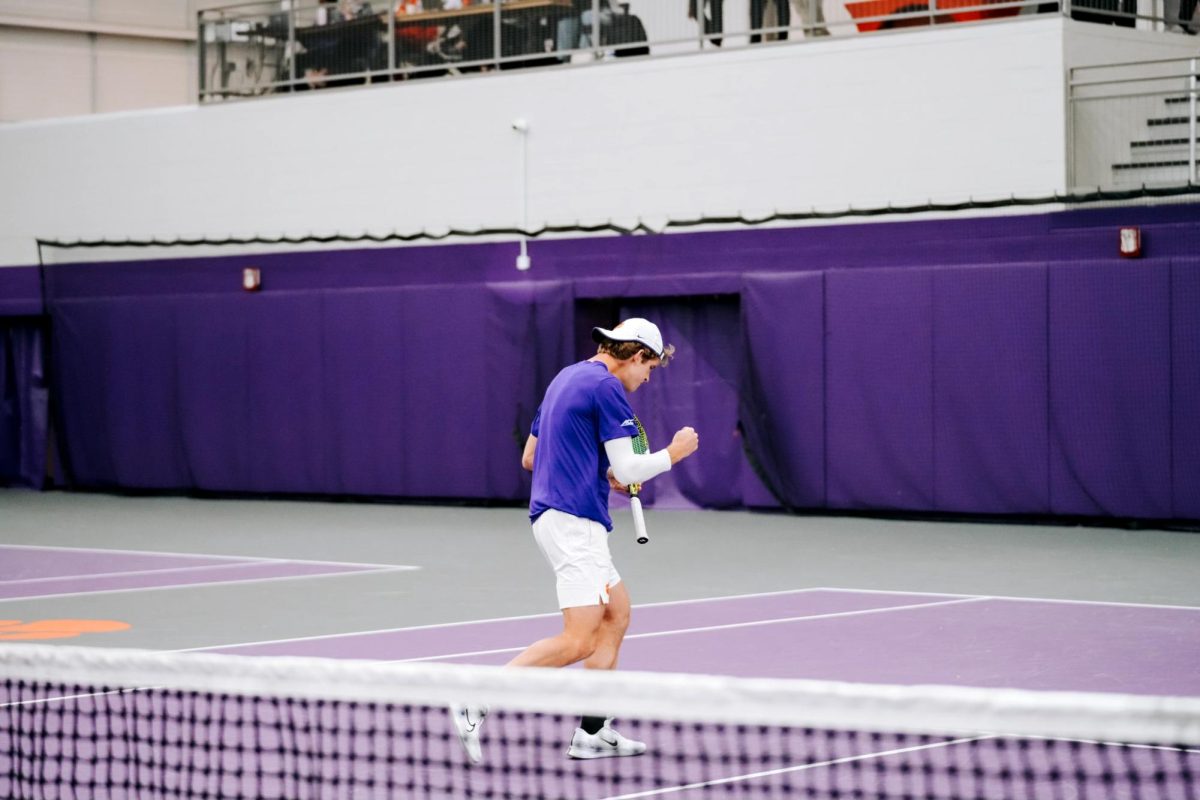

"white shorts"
[531,508,622,609]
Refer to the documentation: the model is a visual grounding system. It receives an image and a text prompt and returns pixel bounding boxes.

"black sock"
[580,715,606,735]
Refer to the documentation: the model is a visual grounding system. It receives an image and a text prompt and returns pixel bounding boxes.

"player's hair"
[596,340,675,365]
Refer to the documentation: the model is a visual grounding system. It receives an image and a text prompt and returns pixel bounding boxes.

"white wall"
[0,27,97,120]
[0,29,195,120]
[0,0,201,29]
[1064,17,1200,66]
[0,16,1187,267]
[0,0,203,122]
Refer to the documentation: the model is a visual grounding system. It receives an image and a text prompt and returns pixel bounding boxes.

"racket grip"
[631,495,649,544]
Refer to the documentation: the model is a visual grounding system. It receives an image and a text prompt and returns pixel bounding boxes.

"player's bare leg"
[570,582,643,758]
[583,582,630,671]
[455,605,605,762]
[506,604,605,668]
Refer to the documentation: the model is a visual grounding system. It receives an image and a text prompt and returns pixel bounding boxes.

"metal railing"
[1070,57,1199,191]
[198,0,1197,102]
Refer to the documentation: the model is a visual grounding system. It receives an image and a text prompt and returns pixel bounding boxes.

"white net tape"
[3,643,1199,745]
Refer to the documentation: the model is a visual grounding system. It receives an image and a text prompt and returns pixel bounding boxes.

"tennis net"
[3,642,1198,799]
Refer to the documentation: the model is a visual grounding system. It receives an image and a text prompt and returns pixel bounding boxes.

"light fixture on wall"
[242,267,262,291]
[513,117,531,271]
[1118,227,1142,258]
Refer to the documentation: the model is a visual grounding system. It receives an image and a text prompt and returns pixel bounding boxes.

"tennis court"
[185,587,1198,695]
[2,490,1198,798]
[3,3,1199,797]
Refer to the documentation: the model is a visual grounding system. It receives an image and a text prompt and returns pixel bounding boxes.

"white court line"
[0,560,275,586]
[388,597,990,663]
[597,735,995,800]
[599,734,1200,800]
[177,584,1193,655]
[0,542,411,571]
[178,586,917,653]
[0,566,417,604]
[811,586,1200,612]
[612,586,958,608]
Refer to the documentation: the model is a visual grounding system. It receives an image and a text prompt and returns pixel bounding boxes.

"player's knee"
[564,632,598,662]
[604,591,631,633]
[606,607,630,636]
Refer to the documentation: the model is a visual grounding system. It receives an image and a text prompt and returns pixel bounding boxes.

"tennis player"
[452,317,700,763]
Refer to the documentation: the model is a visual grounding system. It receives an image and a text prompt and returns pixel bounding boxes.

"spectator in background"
[789,0,830,36]
[688,0,724,46]
[331,0,375,21]
[557,0,615,57]
[1174,0,1197,32]
[750,0,790,42]
[394,0,446,73]
[318,0,380,83]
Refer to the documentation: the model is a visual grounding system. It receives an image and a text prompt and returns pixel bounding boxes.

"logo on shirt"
[621,419,637,428]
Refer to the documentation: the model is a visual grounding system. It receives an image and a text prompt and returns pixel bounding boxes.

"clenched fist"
[666,426,699,464]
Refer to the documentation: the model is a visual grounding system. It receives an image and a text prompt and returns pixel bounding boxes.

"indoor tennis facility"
[1,0,1199,797]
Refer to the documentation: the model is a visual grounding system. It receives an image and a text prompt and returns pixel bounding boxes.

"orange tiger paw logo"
[0,620,131,641]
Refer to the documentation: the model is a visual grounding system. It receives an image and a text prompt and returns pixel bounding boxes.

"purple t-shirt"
[529,360,637,531]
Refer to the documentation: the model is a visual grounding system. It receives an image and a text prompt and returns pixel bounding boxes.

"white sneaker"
[567,722,646,759]
[450,704,488,764]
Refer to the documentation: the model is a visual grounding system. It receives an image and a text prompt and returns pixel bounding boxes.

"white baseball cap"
[591,318,665,358]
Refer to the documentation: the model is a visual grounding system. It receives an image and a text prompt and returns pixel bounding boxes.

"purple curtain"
[932,264,1049,514]
[740,260,1197,519]
[0,322,48,489]
[606,296,747,510]
[50,284,572,499]
[485,281,575,499]
[37,232,1199,521]
[1048,261,1172,518]
[1174,258,1200,520]
[740,273,826,509]
[826,268,936,511]
[1171,256,1200,520]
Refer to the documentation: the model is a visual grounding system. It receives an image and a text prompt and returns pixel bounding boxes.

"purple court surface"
[184,587,1199,799]
[0,543,416,601]
[197,587,1200,697]
[4,538,1198,800]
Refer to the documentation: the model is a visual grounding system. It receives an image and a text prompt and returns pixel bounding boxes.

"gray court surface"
[1,487,1198,654]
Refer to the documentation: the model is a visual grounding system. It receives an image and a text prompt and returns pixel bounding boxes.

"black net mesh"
[3,675,1198,800]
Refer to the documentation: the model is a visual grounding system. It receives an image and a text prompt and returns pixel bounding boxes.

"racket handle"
[631,495,649,544]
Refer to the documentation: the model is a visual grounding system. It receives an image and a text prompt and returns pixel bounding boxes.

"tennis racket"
[630,416,650,544]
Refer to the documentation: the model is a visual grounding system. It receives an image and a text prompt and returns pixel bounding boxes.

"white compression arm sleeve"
[604,437,672,486]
